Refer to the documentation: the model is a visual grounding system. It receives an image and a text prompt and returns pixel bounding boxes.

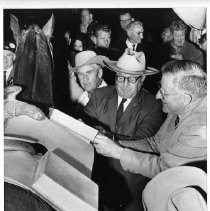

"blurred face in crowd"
[73,40,83,52]
[119,13,132,31]
[4,50,15,70]
[172,30,186,47]
[77,64,103,92]
[156,74,186,114]
[115,72,143,99]
[64,31,71,45]
[93,30,111,49]
[81,9,92,25]
[128,24,144,44]
[161,28,172,43]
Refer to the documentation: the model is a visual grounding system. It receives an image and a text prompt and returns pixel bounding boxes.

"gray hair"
[161,60,206,99]
[126,20,143,31]
[170,20,187,34]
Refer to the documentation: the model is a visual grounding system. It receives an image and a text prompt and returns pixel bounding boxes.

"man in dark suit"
[83,49,165,211]
[115,11,134,50]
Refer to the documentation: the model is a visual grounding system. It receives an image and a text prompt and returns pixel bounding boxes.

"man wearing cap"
[68,50,109,117]
[93,60,206,210]
[83,49,164,211]
[4,41,16,87]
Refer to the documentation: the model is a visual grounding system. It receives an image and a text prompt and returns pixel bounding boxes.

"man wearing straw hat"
[83,48,164,211]
[93,59,206,210]
[68,50,110,117]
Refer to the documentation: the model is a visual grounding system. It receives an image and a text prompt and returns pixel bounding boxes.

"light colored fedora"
[70,50,110,72]
[103,48,159,76]
[142,166,207,211]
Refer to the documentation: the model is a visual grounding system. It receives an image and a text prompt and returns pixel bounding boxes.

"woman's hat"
[103,48,159,76]
[70,50,110,72]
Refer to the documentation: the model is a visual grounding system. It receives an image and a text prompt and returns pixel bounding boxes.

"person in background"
[3,41,16,87]
[169,20,204,68]
[80,9,93,34]
[89,23,123,85]
[115,11,134,50]
[161,27,173,44]
[83,49,164,211]
[68,50,109,118]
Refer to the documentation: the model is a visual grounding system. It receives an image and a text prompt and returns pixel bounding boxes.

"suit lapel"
[107,90,118,132]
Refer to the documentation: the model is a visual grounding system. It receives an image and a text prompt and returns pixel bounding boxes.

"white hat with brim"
[70,50,110,72]
[103,48,159,76]
[142,166,207,211]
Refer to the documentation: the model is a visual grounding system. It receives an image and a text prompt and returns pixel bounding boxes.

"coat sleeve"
[119,123,207,178]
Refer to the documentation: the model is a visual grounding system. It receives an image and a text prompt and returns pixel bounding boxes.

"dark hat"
[4,41,16,54]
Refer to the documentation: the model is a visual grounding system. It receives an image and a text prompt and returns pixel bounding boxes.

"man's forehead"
[132,25,144,31]
[120,13,131,20]
[97,31,111,38]
[77,64,94,73]
[81,10,90,16]
[117,72,140,77]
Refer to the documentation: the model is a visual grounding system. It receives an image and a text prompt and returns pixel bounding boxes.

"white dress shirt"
[117,95,132,112]
[126,39,137,51]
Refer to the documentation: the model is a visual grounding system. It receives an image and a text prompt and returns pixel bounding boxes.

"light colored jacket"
[120,97,207,178]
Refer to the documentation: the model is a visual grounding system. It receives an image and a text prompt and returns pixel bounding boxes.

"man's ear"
[91,35,97,45]
[98,68,103,78]
[184,93,192,105]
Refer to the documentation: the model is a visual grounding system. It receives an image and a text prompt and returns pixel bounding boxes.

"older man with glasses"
[83,48,164,211]
[93,59,206,210]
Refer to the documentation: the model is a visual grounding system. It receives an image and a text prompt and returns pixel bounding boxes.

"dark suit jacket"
[84,85,164,139]
[83,85,165,210]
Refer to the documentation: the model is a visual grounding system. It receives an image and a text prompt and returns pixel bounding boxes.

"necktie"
[4,71,7,88]
[132,44,135,51]
[175,115,179,127]
[116,98,127,126]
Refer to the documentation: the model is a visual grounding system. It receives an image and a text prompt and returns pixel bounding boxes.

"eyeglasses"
[116,75,142,84]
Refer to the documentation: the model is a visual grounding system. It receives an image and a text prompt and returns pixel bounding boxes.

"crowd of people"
[4,8,207,211]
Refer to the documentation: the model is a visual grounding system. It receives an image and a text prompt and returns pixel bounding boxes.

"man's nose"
[123,78,130,87]
[84,74,89,82]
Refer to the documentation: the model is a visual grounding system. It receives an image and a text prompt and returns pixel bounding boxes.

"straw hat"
[143,166,207,211]
[103,48,159,76]
[70,50,110,72]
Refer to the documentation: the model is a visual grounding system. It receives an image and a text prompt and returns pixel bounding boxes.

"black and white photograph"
[2,1,208,210]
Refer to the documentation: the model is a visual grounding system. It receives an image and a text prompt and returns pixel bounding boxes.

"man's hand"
[68,70,84,102]
[170,54,184,60]
[93,133,124,159]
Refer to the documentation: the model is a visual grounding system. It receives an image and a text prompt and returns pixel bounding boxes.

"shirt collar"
[126,39,137,50]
